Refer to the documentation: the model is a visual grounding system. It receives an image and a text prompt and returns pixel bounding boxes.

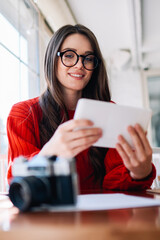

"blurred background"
[0,0,160,191]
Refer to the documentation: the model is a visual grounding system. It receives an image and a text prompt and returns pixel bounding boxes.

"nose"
[75,56,84,69]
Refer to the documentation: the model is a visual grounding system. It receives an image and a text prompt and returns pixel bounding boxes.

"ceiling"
[35,0,160,71]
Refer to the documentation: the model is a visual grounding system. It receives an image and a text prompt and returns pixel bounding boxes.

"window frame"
[0,0,52,192]
[142,69,160,146]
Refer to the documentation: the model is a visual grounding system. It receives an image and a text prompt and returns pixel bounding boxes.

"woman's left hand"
[116,124,153,180]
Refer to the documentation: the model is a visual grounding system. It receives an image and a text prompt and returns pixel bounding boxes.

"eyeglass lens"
[62,50,98,70]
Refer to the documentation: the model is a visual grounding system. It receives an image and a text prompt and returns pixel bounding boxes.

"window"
[147,75,160,147]
[142,69,160,147]
[0,0,40,192]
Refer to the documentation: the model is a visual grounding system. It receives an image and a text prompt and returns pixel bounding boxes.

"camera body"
[9,155,78,212]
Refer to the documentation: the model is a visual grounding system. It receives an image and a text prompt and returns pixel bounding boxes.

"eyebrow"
[61,48,94,54]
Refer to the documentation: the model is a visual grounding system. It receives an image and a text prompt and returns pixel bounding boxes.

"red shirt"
[7,97,156,191]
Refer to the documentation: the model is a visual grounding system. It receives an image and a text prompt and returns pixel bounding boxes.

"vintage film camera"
[9,155,78,212]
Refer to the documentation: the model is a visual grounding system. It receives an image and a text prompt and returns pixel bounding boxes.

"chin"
[69,84,87,91]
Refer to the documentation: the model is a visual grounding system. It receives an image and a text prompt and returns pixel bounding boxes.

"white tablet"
[74,98,152,148]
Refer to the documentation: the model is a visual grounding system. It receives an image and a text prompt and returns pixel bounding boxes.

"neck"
[63,90,82,110]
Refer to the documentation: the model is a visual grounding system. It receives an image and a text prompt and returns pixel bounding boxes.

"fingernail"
[118,135,122,141]
[89,121,94,125]
[128,126,133,132]
[98,128,102,133]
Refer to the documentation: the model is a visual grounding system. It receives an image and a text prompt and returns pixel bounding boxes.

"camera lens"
[9,176,51,212]
[9,177,32,211]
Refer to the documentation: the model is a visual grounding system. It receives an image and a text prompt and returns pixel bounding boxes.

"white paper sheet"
[76,193,160,210]
[36,193,160,212]
[74,99,152,148]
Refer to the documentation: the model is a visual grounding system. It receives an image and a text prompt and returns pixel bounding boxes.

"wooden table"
[0,190,160,240]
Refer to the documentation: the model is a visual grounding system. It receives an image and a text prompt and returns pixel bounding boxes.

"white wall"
[109,69,144,108]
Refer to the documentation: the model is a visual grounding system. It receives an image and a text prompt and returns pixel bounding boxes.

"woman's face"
[56,33,93,94]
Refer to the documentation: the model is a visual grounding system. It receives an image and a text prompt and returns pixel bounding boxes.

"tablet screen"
[74,98,152,148]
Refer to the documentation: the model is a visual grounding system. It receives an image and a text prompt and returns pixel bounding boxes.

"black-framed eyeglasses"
[57,50,99,71]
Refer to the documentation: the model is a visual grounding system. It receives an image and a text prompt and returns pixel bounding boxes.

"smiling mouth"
[69,73,84,78]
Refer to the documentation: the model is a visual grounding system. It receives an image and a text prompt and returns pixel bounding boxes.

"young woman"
[7,24,156,191]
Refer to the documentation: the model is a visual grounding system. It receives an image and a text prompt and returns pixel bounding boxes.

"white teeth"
[70,74,83,77]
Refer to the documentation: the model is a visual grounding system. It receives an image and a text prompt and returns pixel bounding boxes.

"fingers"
[57,120,102,142]
[65,142,95,158]
[50,119,102,158]
[68,133,101,149]
[127,126,144,154]
[134,124,152,156]
[116,124,153,179]
[60,119,94,132]
[116,136,138,168]
[56,133,101,158]
[67,127,102,141]
[60,128,102,156]
[58,118,102,143]
[120,124,152,159]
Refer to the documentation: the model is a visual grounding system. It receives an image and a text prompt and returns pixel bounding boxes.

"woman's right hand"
[39,119,102,158]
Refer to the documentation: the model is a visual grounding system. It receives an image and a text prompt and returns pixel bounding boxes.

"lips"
[68,73,85,79]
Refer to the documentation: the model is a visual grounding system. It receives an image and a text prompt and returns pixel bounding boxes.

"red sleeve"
[7,100,41,181]
[103,148,156,190]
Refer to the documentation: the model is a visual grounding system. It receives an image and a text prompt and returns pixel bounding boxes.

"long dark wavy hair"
[39,24,111,186]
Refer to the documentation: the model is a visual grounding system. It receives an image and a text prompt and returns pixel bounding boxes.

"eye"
[85,55,95,63]
[64,51,75,59]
